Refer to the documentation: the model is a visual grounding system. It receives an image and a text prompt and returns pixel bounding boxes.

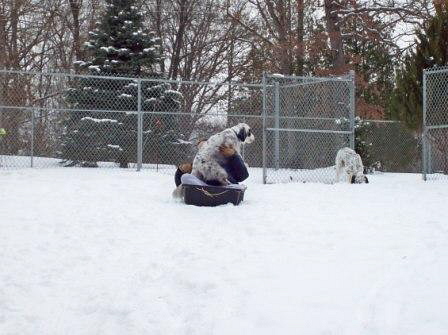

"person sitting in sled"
[172,140,249,198]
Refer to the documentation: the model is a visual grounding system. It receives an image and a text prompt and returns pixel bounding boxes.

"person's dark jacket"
[205,151,249,186]
[174,150,248,186]
[219,153,248,184]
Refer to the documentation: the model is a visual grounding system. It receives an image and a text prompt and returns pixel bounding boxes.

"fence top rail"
[424,66,448,74]
[363,119,404,124]
[0,104,263,118]
[0,68,139,81]
[0,104,354,124]
[0,104,358,122]
[266,127,353,134]
[280,78,352,88]
[265,73,352,82]
[140,77,265,88]
[426,124,448,130]
[1,68,355,88]
[0,68,265,88]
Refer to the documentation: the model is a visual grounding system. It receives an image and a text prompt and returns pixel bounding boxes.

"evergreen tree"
[389,0,448,131]
[61,0,183,167]
[345,35,396,119]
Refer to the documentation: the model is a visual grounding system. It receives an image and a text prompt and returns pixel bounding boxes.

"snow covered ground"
[1,168,448,334]
[0,154,338,183]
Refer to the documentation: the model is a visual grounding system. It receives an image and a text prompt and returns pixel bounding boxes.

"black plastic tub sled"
[181,174,246,207]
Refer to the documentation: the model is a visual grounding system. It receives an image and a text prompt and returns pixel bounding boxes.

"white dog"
[335,147,369,184]
[191,123,255,185]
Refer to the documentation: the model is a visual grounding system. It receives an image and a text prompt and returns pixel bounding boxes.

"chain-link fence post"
[262,72,267,184]
[30,109,34,168]
[428,141,433,174]
[274,81,280,170]
[349,70,355,150]
[137,79,143,171]
[241,115,246,161]
[422,69,428,181]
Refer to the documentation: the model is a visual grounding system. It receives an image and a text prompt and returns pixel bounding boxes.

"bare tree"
[227,0,307,75]
[0,0,60,153]
[329,0,436,57]
[0,0,103,155]
[324,0,346,72]
[69,0,83,62]
[144,0,252,129]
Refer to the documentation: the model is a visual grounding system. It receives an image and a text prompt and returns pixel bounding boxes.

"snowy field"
[1,168,448,334]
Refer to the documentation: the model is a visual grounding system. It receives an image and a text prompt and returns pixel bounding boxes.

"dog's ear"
[364,176,369,184]
[350,175,356,184]
[236,127,247,142]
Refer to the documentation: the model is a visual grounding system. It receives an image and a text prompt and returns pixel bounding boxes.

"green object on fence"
[0,128,6,137]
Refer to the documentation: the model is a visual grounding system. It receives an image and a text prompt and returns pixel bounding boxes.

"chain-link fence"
[423,66,448,180]
[0,70,265,174]
[0,71,140,168]
[354,119,421,174]
[1,69,428,184]
[262,73,355,183]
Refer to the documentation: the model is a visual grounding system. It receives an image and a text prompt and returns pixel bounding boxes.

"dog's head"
[232,123,255,144]
[351,175,369,184]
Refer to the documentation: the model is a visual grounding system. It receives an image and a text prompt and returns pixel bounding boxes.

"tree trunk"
[69,0,83,62]
[296,0,304,75]
[169,0,188,80]
[154,0,165,74]
[324,0,345,73]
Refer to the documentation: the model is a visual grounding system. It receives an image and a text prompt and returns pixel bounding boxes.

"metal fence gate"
[262,73,355,184]
[423,66,448,180]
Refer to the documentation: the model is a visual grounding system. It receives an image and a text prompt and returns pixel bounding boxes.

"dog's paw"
[219,144,236,157]
[178,163,193,174]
